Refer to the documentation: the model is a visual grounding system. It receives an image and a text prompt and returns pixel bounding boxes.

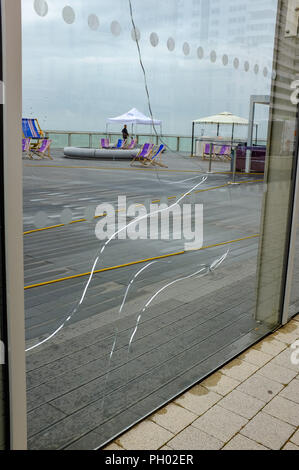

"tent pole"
[217,123,220,136]
[231,123,235,146]
[191,122,195,157]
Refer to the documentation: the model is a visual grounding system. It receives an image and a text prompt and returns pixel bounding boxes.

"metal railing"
[44,130,192,152]
[44,129,268,154]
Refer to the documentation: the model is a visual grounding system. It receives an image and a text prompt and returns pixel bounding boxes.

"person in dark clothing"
[122,124,129,141]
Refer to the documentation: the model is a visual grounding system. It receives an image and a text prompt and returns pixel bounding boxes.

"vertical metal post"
[89,133,92,148]
[246,98,255,173]
[229,147,239,185]
[232,148,237,183]
[208,142,213,173]
[191,122,195,157]
[68,133,71,146]
[177,136,180,152]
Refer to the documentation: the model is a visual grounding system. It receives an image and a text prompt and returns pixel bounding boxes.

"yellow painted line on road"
[24,162,264,177]
[24,233,260,290]
[23,179,263,236]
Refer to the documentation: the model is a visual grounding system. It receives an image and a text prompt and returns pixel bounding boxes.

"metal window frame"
[281,108,299,325]
[1,0,27,449]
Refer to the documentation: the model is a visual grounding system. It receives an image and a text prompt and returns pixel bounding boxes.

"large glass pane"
[21,0,296,450]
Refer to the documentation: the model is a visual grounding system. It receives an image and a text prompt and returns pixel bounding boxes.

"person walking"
[122,124,129,141]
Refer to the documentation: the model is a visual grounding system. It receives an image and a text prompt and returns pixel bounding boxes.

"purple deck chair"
[130,143,154,165]
[22,138,32,159]
[100,138,110,149]
[203,143,214,159]
[219,145,231,160]
[124,139,137,150]
[31,139,52,160]
[144,144,167,167]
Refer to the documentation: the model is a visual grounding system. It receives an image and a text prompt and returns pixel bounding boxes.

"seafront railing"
[44,130,192,152]
[44,130,267,153]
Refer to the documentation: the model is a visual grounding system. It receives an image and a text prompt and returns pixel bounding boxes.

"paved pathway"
[105,315,299,450]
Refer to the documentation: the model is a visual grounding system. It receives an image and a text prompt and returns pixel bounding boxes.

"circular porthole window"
[222,54,228,66]
[210,50,217,63]
[197,47,204,59]
[34,211,49,229]
[183,42,190,56]
[62,6,75,24]
[131,27,140,41]
[111,20,121,36]
[150,32,159,47]
[88,14,99,31]
[167,37,175,51]
[34,0,48,17]
[233,57,239,69]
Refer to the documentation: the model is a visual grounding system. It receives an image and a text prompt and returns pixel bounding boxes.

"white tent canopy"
[107,108,162,126]
[190,112,256,156]
[193,111,248,126]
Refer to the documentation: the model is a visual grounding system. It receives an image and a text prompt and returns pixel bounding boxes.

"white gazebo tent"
[190,111,257,156]
[106,108,162,139]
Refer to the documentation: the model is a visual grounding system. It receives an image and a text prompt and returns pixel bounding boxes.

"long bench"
[63,147,140,160]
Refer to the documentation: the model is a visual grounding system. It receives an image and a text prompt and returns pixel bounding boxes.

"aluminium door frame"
[1,0,27,449]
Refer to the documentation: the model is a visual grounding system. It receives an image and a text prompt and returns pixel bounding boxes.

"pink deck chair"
[22,138,32,159]
[124,139,137,150]
[31,139,53,160]
[130,143,154,165]
[100,138,110,149]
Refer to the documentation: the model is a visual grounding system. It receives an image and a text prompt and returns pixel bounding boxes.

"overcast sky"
[22,0,277,137]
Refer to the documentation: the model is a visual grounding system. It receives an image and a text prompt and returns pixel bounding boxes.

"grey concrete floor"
[23,149,271,449]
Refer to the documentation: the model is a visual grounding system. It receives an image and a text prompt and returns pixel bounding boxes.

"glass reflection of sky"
[22,0,277,137]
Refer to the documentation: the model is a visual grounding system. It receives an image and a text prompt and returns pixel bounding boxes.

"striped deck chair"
[203,143,214,160]
[143,144,167,167]
[113,139,124,149]
[130,143,154,166]
[100,138,110,149]
[219,145,231,161]
[22,118,44,139]
[31,139,52,160]
[22,138,32,159]
[123,139,137,150]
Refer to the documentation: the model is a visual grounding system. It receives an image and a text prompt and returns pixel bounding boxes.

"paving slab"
[257,362,298,385]
[222,434,268,450]
[218,390,265,419]
[116,421,174,450]
[201,372,240,396]
[167,426,223,450]
[241,412,295,450]
[192,405,248,443]
[174,385,221,416]
[237,373,284,403]
[263,396,299,426]
[150,403,197,434]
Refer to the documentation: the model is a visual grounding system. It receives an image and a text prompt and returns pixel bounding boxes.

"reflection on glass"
[21,0,285,450]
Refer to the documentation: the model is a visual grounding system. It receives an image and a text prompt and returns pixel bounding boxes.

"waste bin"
[236,145,266,173]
